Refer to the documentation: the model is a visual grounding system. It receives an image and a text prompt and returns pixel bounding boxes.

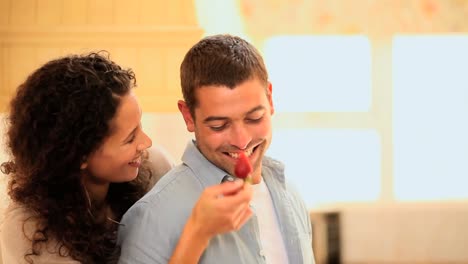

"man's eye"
[246,116,263,123]
[210,125,225,131]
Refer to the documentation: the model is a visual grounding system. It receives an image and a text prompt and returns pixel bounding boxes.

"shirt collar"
[181,140,231,187]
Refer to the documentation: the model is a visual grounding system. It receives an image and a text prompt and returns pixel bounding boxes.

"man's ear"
[178,100,195,132]
[267,82,274,115]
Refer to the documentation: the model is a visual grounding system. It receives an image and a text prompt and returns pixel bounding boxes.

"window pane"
[393,36,468,201]
[267,129,381,208]
[264,35,371,112]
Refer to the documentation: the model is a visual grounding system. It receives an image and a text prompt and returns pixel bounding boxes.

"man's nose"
[229,124,251,150]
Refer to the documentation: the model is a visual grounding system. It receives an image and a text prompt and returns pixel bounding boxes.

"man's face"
[179,78,274,183]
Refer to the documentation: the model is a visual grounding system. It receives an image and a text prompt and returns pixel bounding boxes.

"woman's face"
[81,91,152,184]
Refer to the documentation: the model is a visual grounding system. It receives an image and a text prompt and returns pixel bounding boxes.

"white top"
[251,179,289,264]
[0,203,80,264]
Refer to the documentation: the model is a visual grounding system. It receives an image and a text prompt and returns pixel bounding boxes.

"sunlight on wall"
[263,35,371,112]
[194,0,248,39]
[393,36,468,201]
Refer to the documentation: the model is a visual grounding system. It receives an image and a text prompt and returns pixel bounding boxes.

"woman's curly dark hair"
[1,52,152,263]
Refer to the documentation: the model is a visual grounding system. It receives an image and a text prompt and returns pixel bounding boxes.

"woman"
[0,52,252,263]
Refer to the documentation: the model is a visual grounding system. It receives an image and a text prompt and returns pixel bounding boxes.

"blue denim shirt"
[118,141,315,264]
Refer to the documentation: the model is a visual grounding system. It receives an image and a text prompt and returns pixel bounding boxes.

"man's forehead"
[197,104,266,121]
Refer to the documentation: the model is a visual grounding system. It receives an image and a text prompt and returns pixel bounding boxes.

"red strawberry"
[234,152,252,183]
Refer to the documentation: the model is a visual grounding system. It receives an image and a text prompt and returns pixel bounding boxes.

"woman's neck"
[82,175,110,207]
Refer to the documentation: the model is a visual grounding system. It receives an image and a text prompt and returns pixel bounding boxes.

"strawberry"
[234,152,252,184]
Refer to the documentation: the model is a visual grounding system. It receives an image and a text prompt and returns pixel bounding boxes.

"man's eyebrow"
[203,116,228,123]
[203,106,266,123]
[246,105,265,115]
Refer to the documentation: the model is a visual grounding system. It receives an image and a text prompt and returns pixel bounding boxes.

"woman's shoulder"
[0,202,39,263]
[0,202,80,264]
[1,202,37,239]
[146,145,176,187]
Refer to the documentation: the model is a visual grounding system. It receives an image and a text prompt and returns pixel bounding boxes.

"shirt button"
[259,249,265,257]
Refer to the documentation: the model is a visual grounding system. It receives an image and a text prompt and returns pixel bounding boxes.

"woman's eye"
[126,134,136,143]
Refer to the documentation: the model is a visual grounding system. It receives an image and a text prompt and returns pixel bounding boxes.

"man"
[118,34,315,264]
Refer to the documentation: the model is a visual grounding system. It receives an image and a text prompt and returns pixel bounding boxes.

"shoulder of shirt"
[129,163,203,209]
[262,156,286,185]
[262,155,285,172]
[262,156,305,202]
[119,164,204,241]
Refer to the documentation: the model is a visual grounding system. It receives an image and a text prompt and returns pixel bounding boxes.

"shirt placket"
[264,174,304,263]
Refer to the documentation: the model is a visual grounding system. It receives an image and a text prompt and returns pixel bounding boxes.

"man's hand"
[189,179,253,239]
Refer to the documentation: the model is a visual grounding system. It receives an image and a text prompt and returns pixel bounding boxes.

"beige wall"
[310,202,468,264]
[0,0,203,112]
[340,203,468,264]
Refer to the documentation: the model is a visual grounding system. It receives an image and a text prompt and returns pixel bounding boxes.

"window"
[393,36,468,201]
[268,129,381,208]
[264,35,371,112]
[264,35,378,207]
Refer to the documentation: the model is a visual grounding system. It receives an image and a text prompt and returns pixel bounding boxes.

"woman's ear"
[80,157,88,170]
